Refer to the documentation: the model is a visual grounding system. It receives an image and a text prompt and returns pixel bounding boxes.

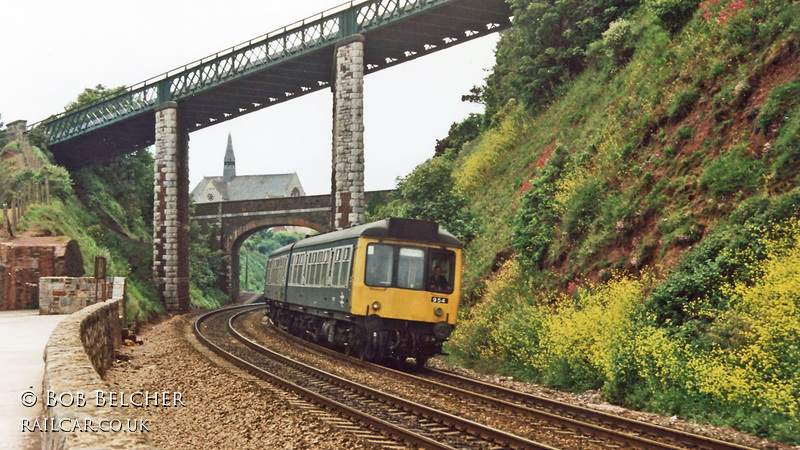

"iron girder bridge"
[34,0,511,168]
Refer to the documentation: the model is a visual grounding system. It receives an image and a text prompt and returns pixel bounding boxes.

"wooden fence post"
[45,174,51,205]
[2,203,8,235]
[11,197,17,234]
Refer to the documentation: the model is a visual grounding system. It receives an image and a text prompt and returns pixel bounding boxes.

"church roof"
[191,173,304,203]
[225,173,298,200]
[190,133,305,203]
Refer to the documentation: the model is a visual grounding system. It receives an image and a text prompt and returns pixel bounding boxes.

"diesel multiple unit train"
[264,218,462,365]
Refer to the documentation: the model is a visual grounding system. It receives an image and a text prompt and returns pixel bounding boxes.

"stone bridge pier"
[332,35,366,230]
[153,102,191,313]
[153,37,369,312]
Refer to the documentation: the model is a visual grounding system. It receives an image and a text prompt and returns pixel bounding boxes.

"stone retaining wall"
[39,277,125,315]
[42,298,157,449]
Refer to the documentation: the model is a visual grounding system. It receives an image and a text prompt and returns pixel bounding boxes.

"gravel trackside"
[104,313,369,450]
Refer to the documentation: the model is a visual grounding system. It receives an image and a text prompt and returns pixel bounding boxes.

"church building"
[191,133,305,203]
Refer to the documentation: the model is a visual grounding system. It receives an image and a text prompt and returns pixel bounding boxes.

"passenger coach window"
[365,244,393,287]
[428,249,456,294]
[398,248,425,290]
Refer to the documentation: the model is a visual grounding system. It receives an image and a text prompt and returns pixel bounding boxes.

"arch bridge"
[192,190,392,299]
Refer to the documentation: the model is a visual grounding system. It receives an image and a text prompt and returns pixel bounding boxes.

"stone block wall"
[42,298,156,449]
[39,277,125,316]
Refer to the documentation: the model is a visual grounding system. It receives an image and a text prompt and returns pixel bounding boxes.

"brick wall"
[0,238,84,310]
[1,244,55,310]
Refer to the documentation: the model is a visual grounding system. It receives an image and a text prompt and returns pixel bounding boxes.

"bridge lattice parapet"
[35,0,510,167]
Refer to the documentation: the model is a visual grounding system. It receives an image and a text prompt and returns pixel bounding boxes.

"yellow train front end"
[349,236,462,365]
[351,238,461,324]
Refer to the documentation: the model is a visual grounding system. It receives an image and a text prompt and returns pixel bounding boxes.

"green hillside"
[1,121,228,321]
[381,0,800,442]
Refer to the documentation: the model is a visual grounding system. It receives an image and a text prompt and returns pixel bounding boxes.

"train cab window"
[428,249,456,294]
[366,244,394,287]
[397,247,425,290]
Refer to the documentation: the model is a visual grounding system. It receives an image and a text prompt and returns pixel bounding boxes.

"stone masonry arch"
[226,218,328,300]
[191,191,391,300]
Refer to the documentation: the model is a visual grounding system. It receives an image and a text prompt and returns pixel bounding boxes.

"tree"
[434,114,484,157]
[384,156,478,244]
[0,114,8,148]
[64,84,126,111]
[483,0,640,117]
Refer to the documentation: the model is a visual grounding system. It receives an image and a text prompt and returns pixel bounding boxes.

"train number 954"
[431,297,449,304]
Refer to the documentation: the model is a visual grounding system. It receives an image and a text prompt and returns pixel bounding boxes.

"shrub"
[769,108,800,182]
[709,223,800,440]
[512,176,560,269]
[561,177,604,240]
[39,165,73,202]
[445,258,530,370]
[700,145,764,196]
[603,18,639,66]
[456,101,530,194]
[676,125,696,142]
[626,222,800,442]
[646,0,701,34]
[757,78,800,135]
[538,275,650,392]
[668,86,701,120]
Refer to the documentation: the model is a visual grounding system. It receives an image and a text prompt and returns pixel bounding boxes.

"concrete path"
[0,310,66,450]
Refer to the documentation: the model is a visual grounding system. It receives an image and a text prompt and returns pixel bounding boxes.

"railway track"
[195,305,554,449]
[245,307,756,450]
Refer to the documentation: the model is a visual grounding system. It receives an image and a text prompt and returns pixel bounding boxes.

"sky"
[1,0,500,195]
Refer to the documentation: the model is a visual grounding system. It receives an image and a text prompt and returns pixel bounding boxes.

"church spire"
[223,132,236,183]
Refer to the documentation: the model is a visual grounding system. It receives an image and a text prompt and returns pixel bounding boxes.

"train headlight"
[434,307,444,317]
[371,301,381,311]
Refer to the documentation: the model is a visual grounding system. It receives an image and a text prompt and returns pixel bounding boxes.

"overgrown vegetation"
[0,115,9,148]
[238,228,307,292]
[3,86,231,321]
[389,0,800,443]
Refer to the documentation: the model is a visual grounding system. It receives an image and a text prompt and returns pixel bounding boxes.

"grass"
[439,0,800,443]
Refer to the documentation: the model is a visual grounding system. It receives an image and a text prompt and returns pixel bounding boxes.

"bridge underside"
[45,0,511,168]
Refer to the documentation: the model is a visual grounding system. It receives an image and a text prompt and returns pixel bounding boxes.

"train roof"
[272,218,462,255]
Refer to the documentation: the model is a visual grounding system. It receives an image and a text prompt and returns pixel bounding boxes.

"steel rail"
[264,317,755,450]
[194,305,450,449]
[421,368,756,450]
[221,307,555,449]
